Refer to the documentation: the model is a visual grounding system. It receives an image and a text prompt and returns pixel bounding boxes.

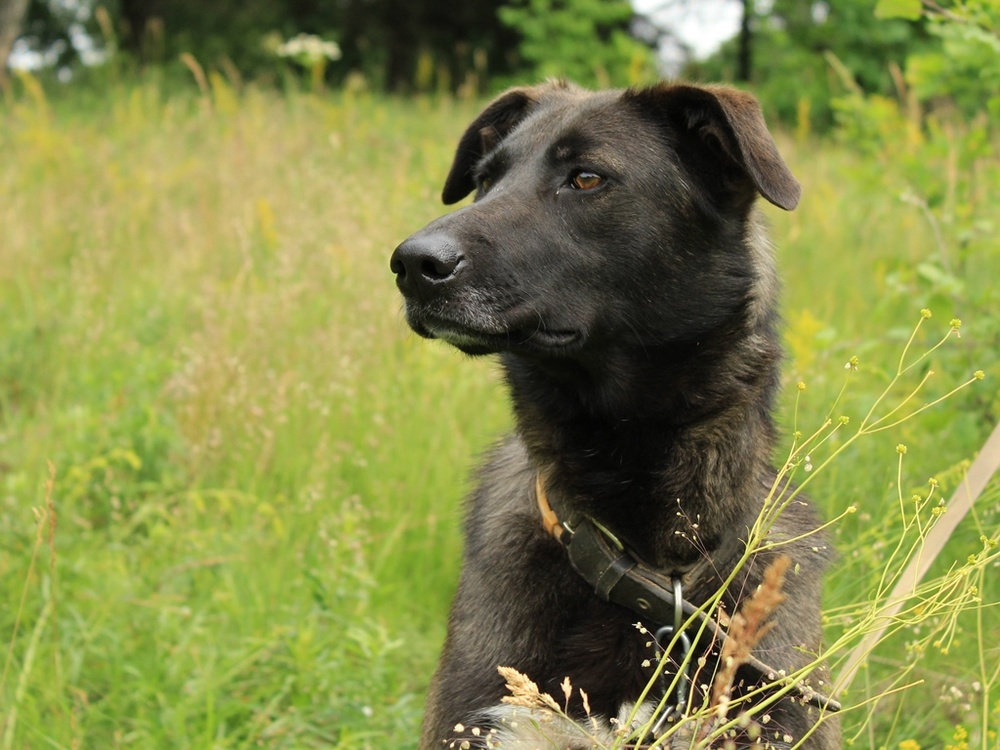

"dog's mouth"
[417,317,582,355]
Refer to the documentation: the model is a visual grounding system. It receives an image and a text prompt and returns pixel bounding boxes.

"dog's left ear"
[627,84,801,211]
[441,87,540,205]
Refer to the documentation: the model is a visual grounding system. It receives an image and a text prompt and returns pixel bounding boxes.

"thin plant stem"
[865,374,982,433]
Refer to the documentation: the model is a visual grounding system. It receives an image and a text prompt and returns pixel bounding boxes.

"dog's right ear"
[441,88,537,205]
[625,83,801,211]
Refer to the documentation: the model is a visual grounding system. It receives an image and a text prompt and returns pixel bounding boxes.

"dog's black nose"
[390,234,465,299]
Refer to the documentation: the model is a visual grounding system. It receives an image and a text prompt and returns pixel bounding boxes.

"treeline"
[4,0,999,128]
[6,0,649,92]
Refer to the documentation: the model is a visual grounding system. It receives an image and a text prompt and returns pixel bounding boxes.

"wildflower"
[276,33,342,65]
[845,355,859,371]
[921,308,932,319]
[896,444,907,455]
[946,724,969,750]
[898,740,921,750]
[974,370,985,380]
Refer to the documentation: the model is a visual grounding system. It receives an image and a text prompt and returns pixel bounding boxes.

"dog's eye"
[570,171,604,191]
[478,176,493,193]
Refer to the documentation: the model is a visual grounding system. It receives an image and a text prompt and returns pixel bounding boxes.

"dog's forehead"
[503,89,659,162]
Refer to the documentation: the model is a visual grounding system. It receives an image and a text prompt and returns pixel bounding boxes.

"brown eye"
[570,171,604,191]
[478,176,493,193]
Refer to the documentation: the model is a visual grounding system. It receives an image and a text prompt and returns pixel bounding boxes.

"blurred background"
[1,1,998,749]
[3,0,995,127]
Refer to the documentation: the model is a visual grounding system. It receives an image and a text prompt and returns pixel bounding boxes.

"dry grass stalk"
[709,555,791,723]
[498,666,561,711]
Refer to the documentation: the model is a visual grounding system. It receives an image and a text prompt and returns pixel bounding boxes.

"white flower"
[277,34,342,65]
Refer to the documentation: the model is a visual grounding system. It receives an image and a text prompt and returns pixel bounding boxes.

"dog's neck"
[502,315,781,571]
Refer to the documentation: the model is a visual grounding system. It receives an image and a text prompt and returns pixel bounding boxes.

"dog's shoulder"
[465,435,536,515]
[462,434,542,547]
[449,435,587,639]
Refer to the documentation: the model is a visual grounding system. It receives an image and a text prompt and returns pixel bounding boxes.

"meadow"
[1,74,998,749]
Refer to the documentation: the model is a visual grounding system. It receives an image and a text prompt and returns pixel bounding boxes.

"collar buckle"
[652,578,693,732]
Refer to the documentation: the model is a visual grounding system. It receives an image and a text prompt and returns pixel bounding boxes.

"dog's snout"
[390,234,465,299]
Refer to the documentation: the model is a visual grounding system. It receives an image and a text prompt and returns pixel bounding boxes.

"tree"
[7,0,518,91]
[114,0,305,73]
[498,0,656,88]
[7,0,652,93]
[736,0,751,81]
[891,0,1000,117]
[0,0,29,88]
[686,0,930,128]
[335,0,520,91]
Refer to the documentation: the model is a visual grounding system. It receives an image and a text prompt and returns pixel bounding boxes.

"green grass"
[1,75,997,749]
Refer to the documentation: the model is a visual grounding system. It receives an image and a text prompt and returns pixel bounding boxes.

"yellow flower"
[945,724,969,750]
[898,741,921,750]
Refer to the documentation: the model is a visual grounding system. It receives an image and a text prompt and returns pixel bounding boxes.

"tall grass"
[1,75,996,748]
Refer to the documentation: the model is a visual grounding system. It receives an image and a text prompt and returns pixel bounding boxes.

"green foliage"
[18,0,520,94]
[19,0,90,68]
[687,0,930,129]
[829,2,1000,427]
[903,0,1000,117]
[329,0,519,93]
[497,0,656,88]
[875,0,924,20]
[18,0,657,94]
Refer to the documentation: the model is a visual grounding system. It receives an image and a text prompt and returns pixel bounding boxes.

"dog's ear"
[627,84,801,211]
[441,88,538,205]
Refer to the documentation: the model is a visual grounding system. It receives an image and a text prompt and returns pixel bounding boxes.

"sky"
[632,0,743,72]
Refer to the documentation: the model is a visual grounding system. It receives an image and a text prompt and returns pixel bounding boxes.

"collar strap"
[535,473,841,714]
[536,472,566,541]
[536,472,705,621]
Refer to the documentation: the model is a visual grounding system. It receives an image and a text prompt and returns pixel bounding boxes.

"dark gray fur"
[390,81,840,749]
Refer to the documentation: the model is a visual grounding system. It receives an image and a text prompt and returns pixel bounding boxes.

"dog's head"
[390,81,799,360]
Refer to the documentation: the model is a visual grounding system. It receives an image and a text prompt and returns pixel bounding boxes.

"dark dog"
[391,81,840,749]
